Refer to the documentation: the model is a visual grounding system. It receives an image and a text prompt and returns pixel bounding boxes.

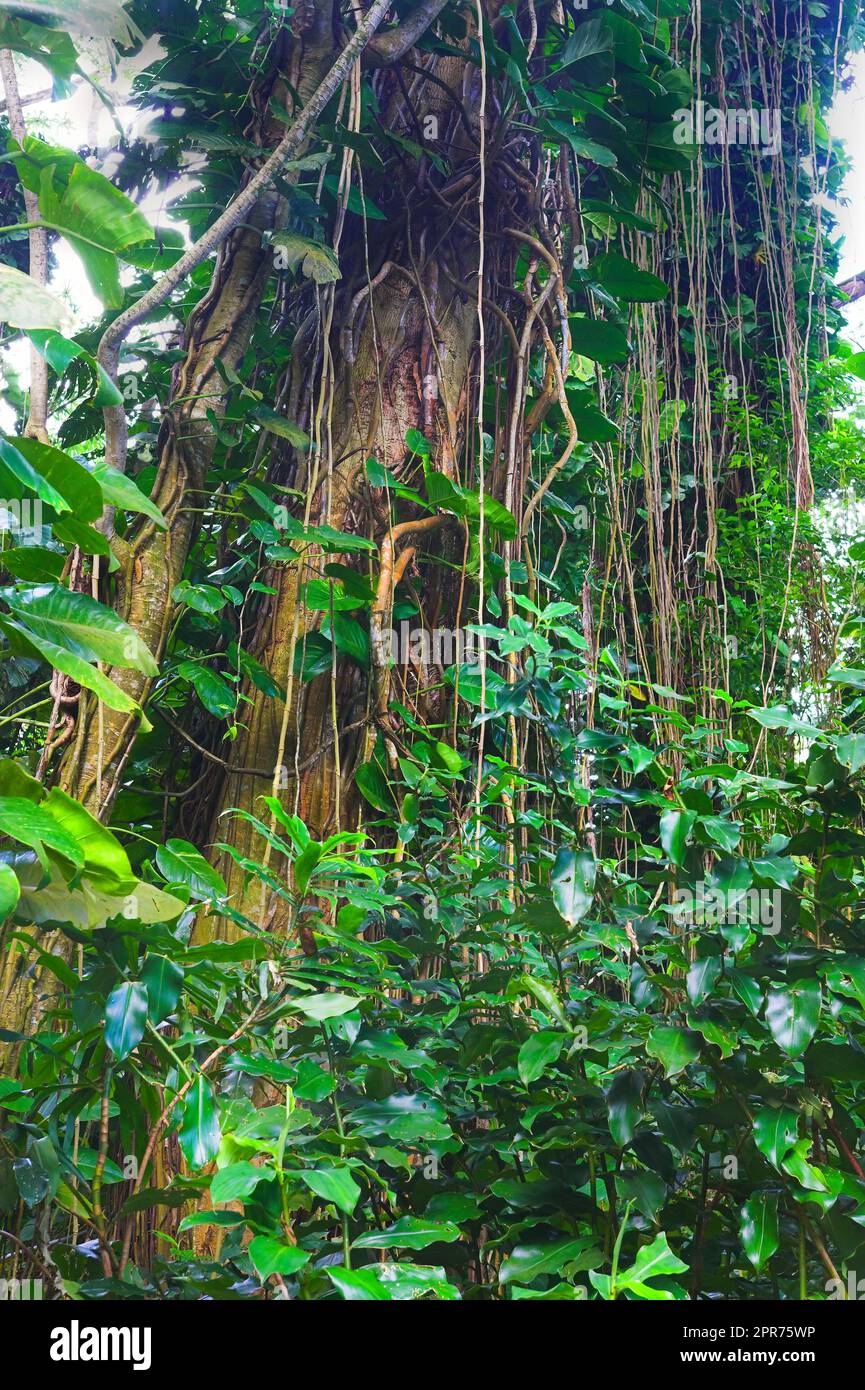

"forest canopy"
[1,0,865,1312]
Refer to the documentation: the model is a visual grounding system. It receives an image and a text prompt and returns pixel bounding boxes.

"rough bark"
[200,237,479,940]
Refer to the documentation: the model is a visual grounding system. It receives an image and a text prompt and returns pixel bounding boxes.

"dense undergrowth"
[2,0,865,1302]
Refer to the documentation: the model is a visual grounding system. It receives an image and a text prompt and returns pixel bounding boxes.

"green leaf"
[271,231,340,282]
[19,139,152,308]
[290,992,360,1021]
[210,1162,270,1204]
[739,1194,779,1270]
[551,847,596,926]
[0,617,144,716]
[90,462,167,528]
[177,1210,244,1232]
[355,760,393,812]
[753,1107,799,1168]
[686,956,722,1006]
[0,438,69,512]
[765,981,821,1057]
[570,315,631,365]
[659,809,696,866]
[500,1236,597,1285]
[249,1236,311,1280]
[0,584,158,673]
[141,954,184,1023]
[518,1029,565,1086]
[0,863,21,919]
[352,1216,460,1250]
[833,734,865,773]
[298,1166,360,1215]
[156,838,226,901]
[0,263,66,330]
[618,1232,689,1292]
[41,786,134,891]
[606,1069,644,1145]
[327,1268,391,1300]
[747,705,823,738]
[178,1077,221,1168]
[9,438,104,520]
[104,981,148,1060]
[646,1026,701,1077]
[252,404,311,447]
[591,252,668,302]
[0,795,83,868]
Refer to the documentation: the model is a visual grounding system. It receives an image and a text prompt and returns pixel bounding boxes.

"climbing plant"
[1,0,865,1304]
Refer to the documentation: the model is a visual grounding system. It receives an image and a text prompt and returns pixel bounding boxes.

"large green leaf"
[0,795,83,868]
[0,584,158,673]
[518,1029,565,1086]
[0,862,21,919]
[19,139,152,308]
[0,617,144,715]
[646,1026,701,1077]
[155,838,226,901]
[0,438,69,512]
[551,847,596,925]
[659,809,696,867]
[739,1194,779,1270]
[352,1216,460,1250]
[591,252,668,302]
[500,1236,599,1285]
[0,263,66,330]
[752,1107,799,1168]
[298,1166,360,1216]
[41,786,134,891]
[765,981,821,1057]
[89,462,167,528]
[141,954,184,1024]
[178,1077,221,1168]
[570,315,631,365]
[104,981,148,1060]
[248,1236,311,1280]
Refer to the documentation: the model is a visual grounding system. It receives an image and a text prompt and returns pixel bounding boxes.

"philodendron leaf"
[740,1194,779,1270]
[551,847,596,925]
[0,584,158,674]
[104,981,148,1060]
[0,862,20,919]
[765,981,821,1057]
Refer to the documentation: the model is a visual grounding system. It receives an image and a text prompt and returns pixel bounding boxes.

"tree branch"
[364,0,452,66]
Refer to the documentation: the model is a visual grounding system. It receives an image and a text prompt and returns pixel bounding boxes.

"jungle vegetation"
[1,0,865,1303]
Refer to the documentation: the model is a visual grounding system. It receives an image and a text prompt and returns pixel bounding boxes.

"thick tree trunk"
[197,42,500,939]
[200,234,479,939]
